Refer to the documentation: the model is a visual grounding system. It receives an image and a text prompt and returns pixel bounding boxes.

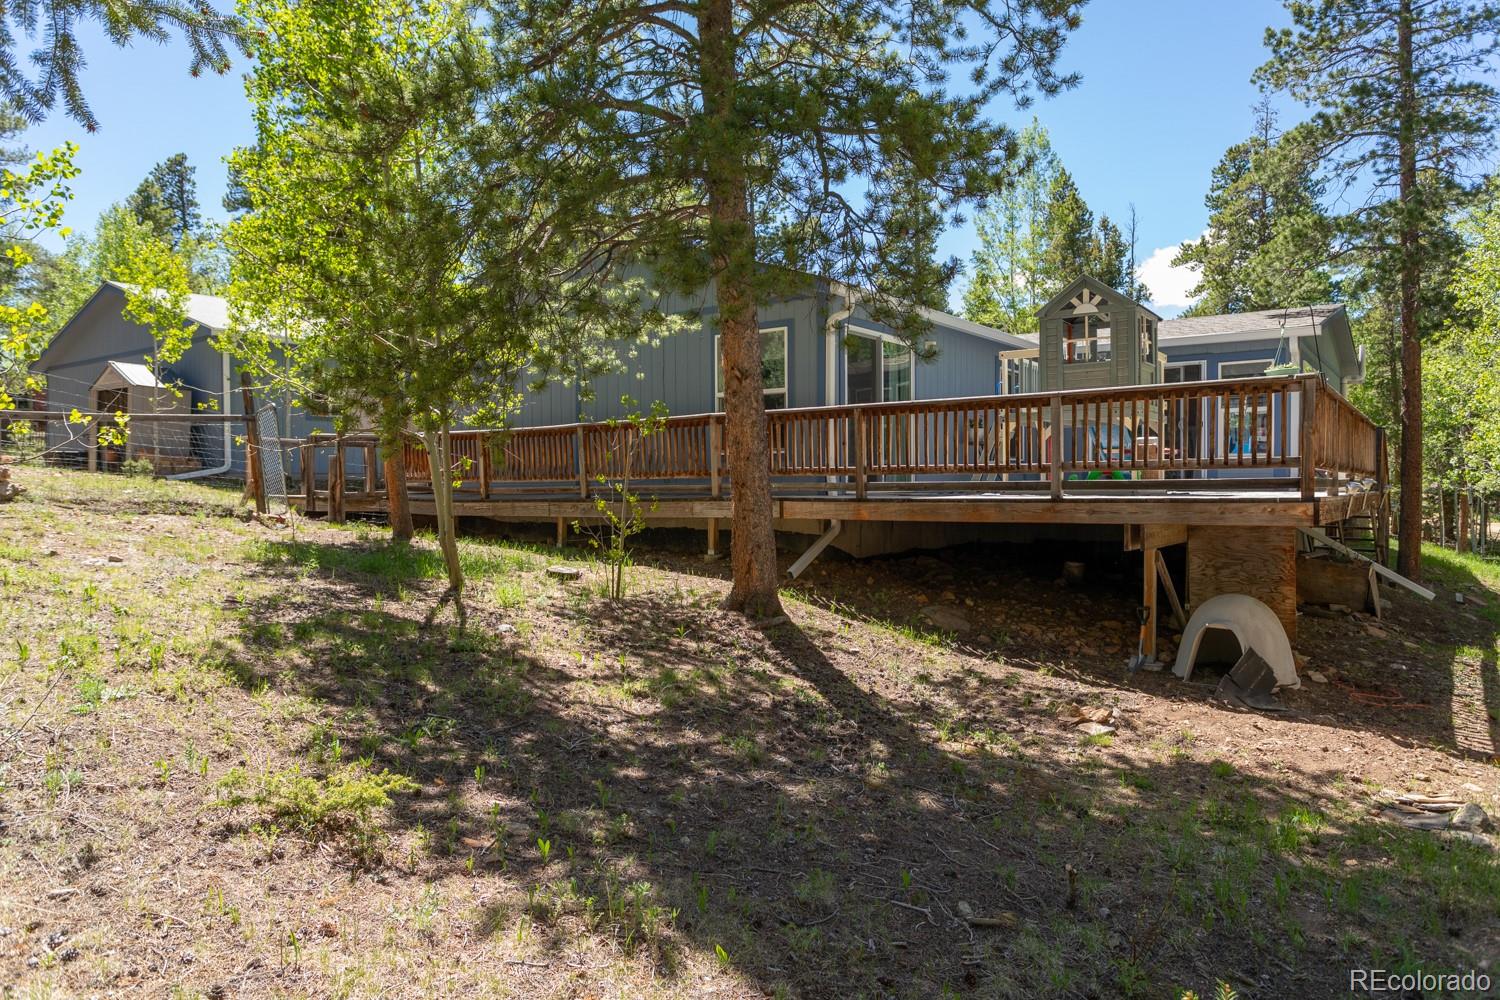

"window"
[1139,316,1157,372]
[1163,363,1205,462]
[1063,313,1110,364]
[1219,359,1273,457]
[715,326,788,410]
[1002,355,1039,395]
[845,329,914,404]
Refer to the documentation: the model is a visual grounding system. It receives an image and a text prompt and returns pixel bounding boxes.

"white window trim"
[1062,314,1112,365]
[1163,361,1205,384]
[714,326,789,411]
[1218,358,1274,380]
[843,324,916,403]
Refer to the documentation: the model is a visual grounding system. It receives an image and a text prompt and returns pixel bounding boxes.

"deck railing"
[382,374,1382,504]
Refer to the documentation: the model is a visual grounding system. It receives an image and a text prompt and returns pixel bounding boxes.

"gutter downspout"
[825,284,855,491]
[170,348,234,480]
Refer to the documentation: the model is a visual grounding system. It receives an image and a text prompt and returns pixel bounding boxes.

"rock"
[546,565,583,580]
[106,554,124,563]
[1456,592,1466,605]
[1308,670,1328,684]
[1076,722,1115,738]
[920,605,971,633]
[495,623,515,634]
[1450,803,1492,833]
[1442,830,1496,850]
[1071,706,1112,725]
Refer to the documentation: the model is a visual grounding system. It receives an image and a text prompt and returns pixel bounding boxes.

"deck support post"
[1187,524,1298,642]
[706,517,720,557]
[1142,543,1159,661]
[555,516,567,548]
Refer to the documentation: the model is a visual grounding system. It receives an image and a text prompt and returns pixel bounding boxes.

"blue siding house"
[511,277,1033,426]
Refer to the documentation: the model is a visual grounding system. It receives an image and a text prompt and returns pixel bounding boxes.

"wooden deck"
[286,373,1386,531]
[273,374,1389,660]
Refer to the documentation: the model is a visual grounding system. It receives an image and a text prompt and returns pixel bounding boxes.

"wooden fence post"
[301,443,316,515]
[238,372,267,514]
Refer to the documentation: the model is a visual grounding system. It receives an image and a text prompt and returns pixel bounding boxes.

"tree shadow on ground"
[213,535,1500,998]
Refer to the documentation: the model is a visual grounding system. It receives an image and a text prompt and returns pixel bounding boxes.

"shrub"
[217,761,417,862]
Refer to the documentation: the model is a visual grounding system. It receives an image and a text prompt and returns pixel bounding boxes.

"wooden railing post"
[1299,376,1319,501]
[478,432,491,501]
[854,408,868,500]
[1049,393,1063,501]
[238,372,267,514]
[364,442,377,496]
[576,425,588,499]
[709,416,721,499]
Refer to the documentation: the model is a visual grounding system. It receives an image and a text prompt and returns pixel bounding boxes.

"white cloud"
[1137,238,1202,313]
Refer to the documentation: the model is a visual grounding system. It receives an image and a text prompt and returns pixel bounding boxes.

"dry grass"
[2,467,1498,999]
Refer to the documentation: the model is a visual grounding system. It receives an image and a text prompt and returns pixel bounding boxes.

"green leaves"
[0,140,80,410]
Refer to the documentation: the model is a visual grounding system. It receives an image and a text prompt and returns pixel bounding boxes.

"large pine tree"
[1257,0,1500,581]
[1174,102,1335,315]
[492,0,1082,615]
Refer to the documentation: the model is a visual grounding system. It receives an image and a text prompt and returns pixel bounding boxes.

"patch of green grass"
[215,762,417,862]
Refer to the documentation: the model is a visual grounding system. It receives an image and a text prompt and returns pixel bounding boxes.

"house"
[1157,303,1361,393]
[29,281,343,479]
[32,277,1031,481]
[513,278,1034,427]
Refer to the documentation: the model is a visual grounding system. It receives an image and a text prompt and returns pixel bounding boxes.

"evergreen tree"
[492,0,1083,615]
[0,1,242,130]
[1256,0,1500,581]
[1173,102,1334,315]
[1040,168,1094,291]
[1091,215,1129,291]
[127,154,200,248]
[963,119,1059,333]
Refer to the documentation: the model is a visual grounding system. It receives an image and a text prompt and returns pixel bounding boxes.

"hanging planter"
[1264,361,1300,377]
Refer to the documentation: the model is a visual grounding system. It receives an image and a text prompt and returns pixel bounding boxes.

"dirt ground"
[2,468,1497,999]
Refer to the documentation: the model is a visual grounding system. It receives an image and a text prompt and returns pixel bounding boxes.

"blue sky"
[19,0,1299,317]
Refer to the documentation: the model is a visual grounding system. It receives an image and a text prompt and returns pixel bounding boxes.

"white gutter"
[169,347,234,480]
[825,285,855,491]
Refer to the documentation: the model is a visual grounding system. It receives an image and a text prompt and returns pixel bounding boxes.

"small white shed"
[87,361,197,473]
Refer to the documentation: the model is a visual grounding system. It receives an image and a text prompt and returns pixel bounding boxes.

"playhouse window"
[715,326,788,410]
[1139,316,1157,371]
[1063,314,1110,364]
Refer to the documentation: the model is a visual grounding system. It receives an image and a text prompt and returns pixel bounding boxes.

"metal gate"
[255,403,287,509]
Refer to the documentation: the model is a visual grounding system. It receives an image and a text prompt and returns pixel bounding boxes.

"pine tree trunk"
[422,425,464,598]
[700,0,783,618]
[1395,0,1424,581]
[1458,487,1471,554]
[384,443,413,542]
